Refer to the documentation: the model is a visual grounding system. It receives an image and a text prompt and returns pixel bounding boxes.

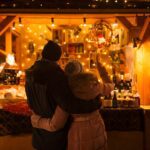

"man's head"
[42,40,62,61]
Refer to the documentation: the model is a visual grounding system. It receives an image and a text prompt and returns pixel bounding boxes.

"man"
[25,40,100,150]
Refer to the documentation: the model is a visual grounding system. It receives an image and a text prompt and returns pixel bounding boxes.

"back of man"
[26,59,69,150]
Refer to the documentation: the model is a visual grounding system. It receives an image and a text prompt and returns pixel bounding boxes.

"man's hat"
[42,40,62,61]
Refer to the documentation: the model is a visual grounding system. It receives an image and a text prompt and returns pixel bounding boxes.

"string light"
[51,18,55,27]
[106,0,109,3]
[18,17,23,27]
[12,22,16,30]
[83,18,87,27]
[115,0,118,3]
[124,0,127,3]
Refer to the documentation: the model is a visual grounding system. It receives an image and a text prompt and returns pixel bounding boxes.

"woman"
[31,60,113,150]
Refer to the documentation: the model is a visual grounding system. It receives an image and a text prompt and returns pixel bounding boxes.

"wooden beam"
[0,49,7,55]
[136,16,147,27]
[116,16,134,31]
[139,17,150,40]
[0,16,16,36]
[12,30,20,37]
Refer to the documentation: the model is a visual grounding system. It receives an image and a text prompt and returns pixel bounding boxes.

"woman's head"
[69,73,100,100]
[64,60,83,76]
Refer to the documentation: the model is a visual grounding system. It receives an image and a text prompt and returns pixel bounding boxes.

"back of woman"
[67,72,107,150]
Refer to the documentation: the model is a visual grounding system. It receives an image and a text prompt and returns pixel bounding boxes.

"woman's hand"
[31,112,41,128]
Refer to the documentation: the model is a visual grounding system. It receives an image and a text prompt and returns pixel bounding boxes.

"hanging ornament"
[85,20,112,50]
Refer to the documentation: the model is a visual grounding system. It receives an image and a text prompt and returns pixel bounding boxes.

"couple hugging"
[25,40,113,150]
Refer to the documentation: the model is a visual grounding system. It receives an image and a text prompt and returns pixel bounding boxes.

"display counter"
[0,98,150,150]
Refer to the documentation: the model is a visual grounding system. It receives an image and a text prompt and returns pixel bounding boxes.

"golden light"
[17,70,23,77]
[12,22,16,30]
[82,62,85,66]
[111,20,118,28]
[77,55,81,58]
[88,45,92,49]
[21,63,25,67]
[27,58,31,62]
[18,17,23,27]
[51,18,55,28]
[83,18,87,27]
[76,35,79,38]
[103,62,106,66]
[86,68,89,72]
[6,54,16,66]
[26,50,30,54]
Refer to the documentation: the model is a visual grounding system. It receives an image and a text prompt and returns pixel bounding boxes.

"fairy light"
[12,22,16,30]
[83,18,87,27]
[76,35,79,38]
[106,0,109,3]
[82,62,85,66]
[6,54,15,66]
[21,63,25,67]
[27,50,30,54]
[77,55,81,58]
[102,62,106,66]
[115,0,118,3]
[124,0,127,3]
[86,68,89,72]
[18,17,23,27]
[88,45,92,49]
[51,18,55,27]
[111,20,118,28]
[38,25,42,29]
[27,58,31,61]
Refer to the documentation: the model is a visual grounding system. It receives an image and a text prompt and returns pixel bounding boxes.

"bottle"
[118,74,125,92]
[112,91,118,108]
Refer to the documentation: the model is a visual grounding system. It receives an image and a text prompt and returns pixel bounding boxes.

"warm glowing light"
[109,66,112,69]
[77,55,81,58]
[27,50,30,54]
[82,62,85,66]
[111,20,118,28]
[17,71,23,77]
[88,45,92,49]
[12,22,16,30]
[18,17,23,27]
[86,68,89,72]
[124,0,127,3]
[38,25,42,29]
[63,30,66,33]
[102,62,106,66]
[51,18,55,27]
[22,63,25,67]
[76,35,79,38]
[24,45,27,48]
[6,54,15,66]
[27,58,31,61]
[83,18,87,27]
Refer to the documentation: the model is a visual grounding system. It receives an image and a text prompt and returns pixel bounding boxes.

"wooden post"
[5,28,12,54]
